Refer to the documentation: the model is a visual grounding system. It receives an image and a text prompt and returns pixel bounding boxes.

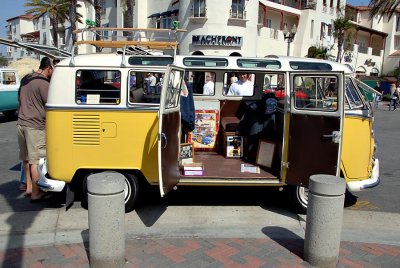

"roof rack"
[69,27,186,66]
[73,27,185,49]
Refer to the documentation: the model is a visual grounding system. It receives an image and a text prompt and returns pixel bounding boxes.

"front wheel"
[82,171,139,213]
[287,185,309,214]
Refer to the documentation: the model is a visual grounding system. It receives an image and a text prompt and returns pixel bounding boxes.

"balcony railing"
[358,46,368,54]
[270,28,279,39]
[230,8,246,19]
[191,7,207,17]
[371,48,381,56]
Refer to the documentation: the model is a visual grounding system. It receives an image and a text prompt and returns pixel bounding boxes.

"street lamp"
[283,24,297,56]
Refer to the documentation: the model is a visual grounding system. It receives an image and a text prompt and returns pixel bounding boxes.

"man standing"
[17,57,53,201]
[149,73,157,95]
[373,81,383,109]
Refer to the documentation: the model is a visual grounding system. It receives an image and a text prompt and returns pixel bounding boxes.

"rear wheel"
[82,171,139,213]
[287,185,309,214]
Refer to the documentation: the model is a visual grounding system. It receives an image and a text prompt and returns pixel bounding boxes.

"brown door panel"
[286,114,340,187]
[160,111,180,194]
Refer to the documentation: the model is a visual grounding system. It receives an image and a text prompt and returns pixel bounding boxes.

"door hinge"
[282,161,290,168]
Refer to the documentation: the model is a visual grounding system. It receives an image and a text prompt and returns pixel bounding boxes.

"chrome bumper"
[346,158,380,192]
[36,158,66,192]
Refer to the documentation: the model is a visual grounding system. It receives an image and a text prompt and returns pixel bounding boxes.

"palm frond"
[369,0,400,20]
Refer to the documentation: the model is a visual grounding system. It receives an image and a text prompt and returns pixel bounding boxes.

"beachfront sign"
[192,35,243,47]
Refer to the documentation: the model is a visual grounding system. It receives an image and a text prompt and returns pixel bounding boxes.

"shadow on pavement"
[262,226,304,259]
[0,162,65,268]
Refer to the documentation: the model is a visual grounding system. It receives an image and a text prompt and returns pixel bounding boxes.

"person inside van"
[237,93,278,162]
[227,73,253,96]
[203,72,215,95]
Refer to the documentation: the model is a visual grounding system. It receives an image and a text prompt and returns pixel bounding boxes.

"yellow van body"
[38,54,379,213]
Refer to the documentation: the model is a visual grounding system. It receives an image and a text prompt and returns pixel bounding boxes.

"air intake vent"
[73,114,100,145]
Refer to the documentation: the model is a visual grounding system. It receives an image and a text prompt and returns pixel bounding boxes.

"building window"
[42,15,47,27]
[310,20,314,38]
[336,0,341,10]
[162,17,173,29]
[42,32,47,45]
[395,36,400,49]
[231,0,245,19]
[266,19,272,28]
[396,16,400,32]
[192,0,206,17]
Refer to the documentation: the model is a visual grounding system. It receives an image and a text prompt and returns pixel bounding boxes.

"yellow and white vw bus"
[38,49,378,213]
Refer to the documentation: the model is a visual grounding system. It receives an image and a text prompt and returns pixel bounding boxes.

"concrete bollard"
[304,174,346,268]
[87,172,126,268]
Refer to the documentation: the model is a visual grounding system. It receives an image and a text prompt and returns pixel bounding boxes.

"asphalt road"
[0,104,398,214]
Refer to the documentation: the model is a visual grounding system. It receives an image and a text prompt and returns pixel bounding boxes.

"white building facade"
[3,0,400,77]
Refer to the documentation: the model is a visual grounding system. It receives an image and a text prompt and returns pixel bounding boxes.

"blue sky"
[0,0,372,57]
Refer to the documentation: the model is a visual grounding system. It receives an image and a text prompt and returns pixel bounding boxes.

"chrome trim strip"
[178,178,282,185]
[46,105,159,111]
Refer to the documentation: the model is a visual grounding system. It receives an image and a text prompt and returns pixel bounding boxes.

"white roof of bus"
[174,55,353,74]
[56,53,352,74]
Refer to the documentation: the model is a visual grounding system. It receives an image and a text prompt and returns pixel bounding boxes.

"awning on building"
[160,11,172,17]
[389,50,400,57]
[147,13,161,18]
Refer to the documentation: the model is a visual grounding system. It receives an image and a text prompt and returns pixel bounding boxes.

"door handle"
[160,133,167,148]
[321,131,340,143]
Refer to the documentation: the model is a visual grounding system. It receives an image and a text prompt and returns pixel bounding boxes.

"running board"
[178,178,284,186]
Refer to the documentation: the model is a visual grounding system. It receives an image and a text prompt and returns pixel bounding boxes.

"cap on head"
[39,57,54,70]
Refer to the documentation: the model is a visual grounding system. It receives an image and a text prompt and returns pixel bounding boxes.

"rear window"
[76,70,121,105]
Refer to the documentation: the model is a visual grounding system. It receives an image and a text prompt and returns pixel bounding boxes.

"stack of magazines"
[182,162,204,176]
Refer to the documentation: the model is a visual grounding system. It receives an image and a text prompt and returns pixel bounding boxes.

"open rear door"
[158,66,185,196]
[285,72,344,187]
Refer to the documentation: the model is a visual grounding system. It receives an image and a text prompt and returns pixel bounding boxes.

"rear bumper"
[346,158,380,192]
[36,158,66,192]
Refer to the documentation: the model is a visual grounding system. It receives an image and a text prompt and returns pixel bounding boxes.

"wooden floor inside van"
[181,152,277,179]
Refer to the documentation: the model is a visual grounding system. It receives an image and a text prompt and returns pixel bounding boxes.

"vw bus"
[38,51,379,213]
[0,68,20,118]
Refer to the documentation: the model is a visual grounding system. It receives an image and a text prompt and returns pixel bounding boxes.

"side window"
[293,75,338,111]
[76,70,121,105]
[128,71,164,104]
[185,71,215,96]
[345,78,364,109]
[223,72,255,96]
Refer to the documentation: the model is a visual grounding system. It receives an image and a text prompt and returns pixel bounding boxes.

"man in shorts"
[17,57,53,201]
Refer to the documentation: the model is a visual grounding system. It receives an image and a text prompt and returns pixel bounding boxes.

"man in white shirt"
[227,73,254,96]
[148,73,157,94]
[203,72,215,95]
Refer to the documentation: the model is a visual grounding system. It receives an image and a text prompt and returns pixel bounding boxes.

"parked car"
[0,69,20,118]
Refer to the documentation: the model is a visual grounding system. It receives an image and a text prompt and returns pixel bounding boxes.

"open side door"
[285,72,344,187]
[158,65,185,197]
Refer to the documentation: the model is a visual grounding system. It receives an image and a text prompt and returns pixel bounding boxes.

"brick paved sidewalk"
[1,237,400,268]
